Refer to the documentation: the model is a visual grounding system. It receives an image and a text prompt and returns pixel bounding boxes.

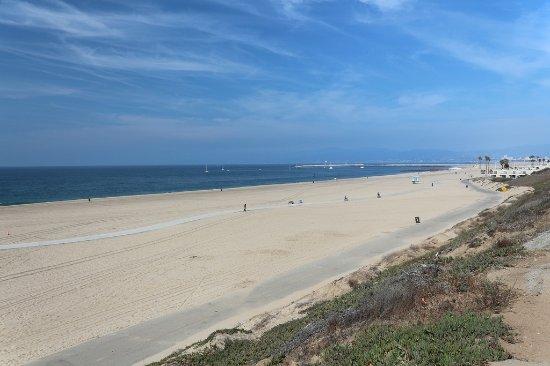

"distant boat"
[221,165,224,171]
[360,166,364,169]
[205,164,209,173]
[329,166,333,170]
[296,163,364,168]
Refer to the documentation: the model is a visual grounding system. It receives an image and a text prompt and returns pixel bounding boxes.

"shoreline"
[0,165,455,208]
[1,168,462,250]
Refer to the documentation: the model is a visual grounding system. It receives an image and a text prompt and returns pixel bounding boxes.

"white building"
[490,161,549,179]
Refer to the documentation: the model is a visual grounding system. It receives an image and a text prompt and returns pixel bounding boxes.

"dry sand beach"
[0,167,508,365]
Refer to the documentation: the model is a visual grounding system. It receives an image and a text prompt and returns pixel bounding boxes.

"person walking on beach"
[243,203,247,212]
[377,192,381,198]
[344,195,348,202]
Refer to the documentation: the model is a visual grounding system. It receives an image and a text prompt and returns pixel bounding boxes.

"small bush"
[467,237,483,248]
[486,221,498,237]
[476,281,514,312]
[410,244,421,252]
[347,278,359,289]
[495,237,514,248]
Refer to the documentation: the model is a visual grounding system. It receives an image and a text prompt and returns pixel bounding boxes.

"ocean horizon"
[0,163,453,206]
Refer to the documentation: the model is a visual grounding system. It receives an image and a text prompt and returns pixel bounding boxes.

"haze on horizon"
[1,0,549,166]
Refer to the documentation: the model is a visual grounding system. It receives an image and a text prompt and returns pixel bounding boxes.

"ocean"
[0,164,448,206]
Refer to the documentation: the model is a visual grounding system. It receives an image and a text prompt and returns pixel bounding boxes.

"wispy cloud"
[274,0,309,21]
[359,0,412,12]
[397,92,447,108]
[410,33,541,78]
[0,0,117,37]
[0,0,294,56]
[356,3,550,79]
[67,45,256,73]
[236,85,448,129]
[112,114,231,140]
[0,0,294,81]
[270,0,352,36]
[0,84,77,99]
[0,42,256,76]
[105,11,296,57]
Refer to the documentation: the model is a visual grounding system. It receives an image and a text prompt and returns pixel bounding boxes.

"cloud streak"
[0,0,117,37]
[67,45,256,74]
[0,0,294,80]
[0,0,295,55]
[0,84,77,99]
[359,0,412,12]
[397,92,447,109]
[356,3,550,79]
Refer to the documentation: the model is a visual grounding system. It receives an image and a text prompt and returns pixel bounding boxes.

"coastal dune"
[0,168,496,365]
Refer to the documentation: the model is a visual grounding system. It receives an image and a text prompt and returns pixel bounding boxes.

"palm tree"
[478,156,483,170]
[484,156,491,175]
[499,158,510,169]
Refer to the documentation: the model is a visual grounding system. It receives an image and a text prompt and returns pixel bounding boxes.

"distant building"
[490,162,548,179]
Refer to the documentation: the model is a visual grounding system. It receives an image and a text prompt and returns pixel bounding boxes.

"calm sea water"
[0,164,448,206]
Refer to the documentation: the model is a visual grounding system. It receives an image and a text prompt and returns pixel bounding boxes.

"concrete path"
[1,210,236,250]
[2,184,433,251]
[28,184,502,366]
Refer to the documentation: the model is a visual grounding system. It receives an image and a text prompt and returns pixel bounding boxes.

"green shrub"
[322,312,510,366]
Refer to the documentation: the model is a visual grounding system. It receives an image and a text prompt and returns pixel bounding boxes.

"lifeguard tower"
[411,175,421,184]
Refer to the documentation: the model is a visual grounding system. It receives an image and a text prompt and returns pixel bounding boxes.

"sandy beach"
[0,167,502,365]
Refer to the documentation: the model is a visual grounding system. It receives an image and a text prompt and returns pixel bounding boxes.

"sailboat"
[205,164,209,173]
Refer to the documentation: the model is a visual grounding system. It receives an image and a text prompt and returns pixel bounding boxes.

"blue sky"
[1,0,550,165]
